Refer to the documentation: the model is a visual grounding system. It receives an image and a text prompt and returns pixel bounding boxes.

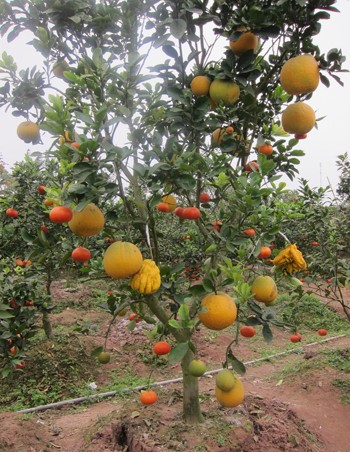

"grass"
[332,378,350,404]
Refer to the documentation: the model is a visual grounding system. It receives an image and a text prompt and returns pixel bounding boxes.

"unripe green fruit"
[188,359,207,377]
[98,351,111,364]
[215,369,237,392]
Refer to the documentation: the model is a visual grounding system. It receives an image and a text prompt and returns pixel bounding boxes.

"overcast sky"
[1,1,349,194]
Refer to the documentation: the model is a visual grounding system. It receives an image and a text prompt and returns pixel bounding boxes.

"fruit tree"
[0,0,346,423]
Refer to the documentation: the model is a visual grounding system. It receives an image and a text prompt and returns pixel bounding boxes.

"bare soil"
[1,281,350,452]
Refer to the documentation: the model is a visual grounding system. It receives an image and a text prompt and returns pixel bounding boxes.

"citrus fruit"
[240,325,256,338]
[209,79,240,107]
[281,102,316,135]
[257,246,272,259]
[103,241,143,279]
[17,121,40,143]
[37,185,46,195]
[181,207,201,220]
[157,202,170,212]
[190,75,211,96]
[198,292,237,330]
[200,192,211,203]
[49,206,73,224]
[211,127,225,146]
[229,32,258,56]
[68,203,105,237]
[153,341,171,355]
[215,369,237,392]
[52,60,69,79]
[188,359,207,377]
[6,208,18,218]
[243,228,255,237]
[215,376,244,407]
[318,329,328,336]
[258,144,273,155]
[98,351,111,364]
[245,161,259,172]
[140,390,158,405]
[71,246,91,262]
[161,194,177,212]
[290,334,301,343]
[280,54,319,95]
[251,275,278,303]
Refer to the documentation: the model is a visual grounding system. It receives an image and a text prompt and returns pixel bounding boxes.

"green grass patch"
[332,378,350,404]
[322,348,350,373]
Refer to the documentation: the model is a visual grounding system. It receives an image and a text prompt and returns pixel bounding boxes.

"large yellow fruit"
[52,60,69,79]
[68,203,105,237]
[251,275,278,304]
[190,75,211,96]
[280,54,319,95]
[209,80,240,107]
[162,194,177,212]
[281,102,316,135]
[216,369,237,392]
[103,241,143,279]
[198,292,237,330]
[17,121,40,143]
[215,376,244,407]
[211,128,225,146]
[229,32,259,56]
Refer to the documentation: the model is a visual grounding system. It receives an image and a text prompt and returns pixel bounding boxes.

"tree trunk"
[181,348,204,423]
[42,311,53,339]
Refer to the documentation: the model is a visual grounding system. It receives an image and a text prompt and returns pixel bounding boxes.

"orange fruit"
[157,202,170,212]
[200,192,211,203]
[6,208,18,218]
[49,206,73,224]
[140,390,158,405]
[215,376,244,407]
[318,329,328,336]
[240,325,256,338]
[243,228,255,237]
[209,79,240,107]
[290,334,301,343]
[68,203,105,237]
[103,241,143,279]
[190,75,211,96]
[257,246,272,259]
[251,275,278,303]
[281,102,316,135]
[199,292,237,330]
[37,185,46,195]
[245,161,259,172]
[229,32,258,56]
[17,121,40,143]
[44,198,54,206]
[258,144,273,155]
[280,54,319,95]
[153,341,171,355]
[226,126,234,134]
[161,194,177,212]
[71,246,91,262]
[181,207,201,220]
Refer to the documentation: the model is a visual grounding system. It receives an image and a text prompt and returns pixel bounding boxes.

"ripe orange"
[15,259,24,267]
[181,207,201,220]
[245,161,259,172]
[140,390,158,405]
[240,325,256,338]
[209,79,240,107]
[157,202,170,213]
[229,32,258,56]
[161,194,177,212]
[280,54,319,95]
[226,126,234,134]
[318,329,328,336]
[6,208,18,218]
[200,192,211,203]
[290,334,301,343]
[190,75,211,96]
[49,206,73,224]
[103,242,143,279]
[258,144,273,155]
[44,198,54,206]
[281,102,316,135]
[215,376,244,408]
[41,225,48,233]
[199,292,237,331]
[257,246,272,259]
[251,275,278,303]
[312,241,319,246]
[212,221,222,232]
[174,207,185,218]
[17,121,40,143]
[243,228,255,237]
[71,246,91,262]
[70,141,81,149]
[129,312,141,323]
[68,203,105,237]
[37,185,46,195]
[153,341,172,355]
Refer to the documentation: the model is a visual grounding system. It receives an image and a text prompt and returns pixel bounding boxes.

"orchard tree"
[0,0,346,422]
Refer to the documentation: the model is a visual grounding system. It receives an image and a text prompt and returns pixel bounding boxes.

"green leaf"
[178,304,189,321]
[0,311,14,319]
[168,319,182,329]
[21,230,35,244]
[168,342,189,363]
[91,346,104,357]
[262,323,273,342]
[162,45,178,59]
[170,19,187,39]
[227,351,246,376]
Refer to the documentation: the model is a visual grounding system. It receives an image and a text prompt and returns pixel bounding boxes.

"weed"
[332,378,350,404]
[322,348,350,373]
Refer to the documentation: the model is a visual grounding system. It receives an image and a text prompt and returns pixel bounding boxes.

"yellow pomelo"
[211,128,225,146]
[209,80,240,107]
[281,102,316,135]
[229,32,258,56]
[215,377,244,408]
[17,121,40,143]
[162,194,177,212]
[280,54,319,95]
[68,203,105,237]
[215,369,237,392]
[190,75,211,96]
[251,275,278,304]
[198,292,237,330]
[103,241,143,279]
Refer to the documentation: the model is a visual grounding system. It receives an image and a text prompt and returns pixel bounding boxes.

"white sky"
[1,1,350,193]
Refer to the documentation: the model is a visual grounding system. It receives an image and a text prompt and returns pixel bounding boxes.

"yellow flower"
[270,244,306,274]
